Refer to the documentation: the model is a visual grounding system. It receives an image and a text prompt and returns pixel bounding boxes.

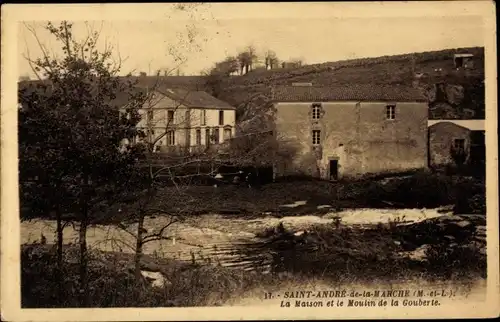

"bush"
[21,244,279,308]
[390,171,454,207]
[424,243,486,279]
[338,170,454,208]
[451,176,485,214]
[21,245,158,307]
[243,221,486,283]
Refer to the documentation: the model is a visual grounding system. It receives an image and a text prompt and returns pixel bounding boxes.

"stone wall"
[429,122,471,167]
[275,101,428,179]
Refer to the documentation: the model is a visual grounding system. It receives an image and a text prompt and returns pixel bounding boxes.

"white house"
[120,88,236,153]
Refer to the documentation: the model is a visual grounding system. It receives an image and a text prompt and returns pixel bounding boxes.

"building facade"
[121,88,236,153]
[428,119,485,168]
[271,85,429,179]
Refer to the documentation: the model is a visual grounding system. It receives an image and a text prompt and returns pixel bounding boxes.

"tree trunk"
[79,209,89,307]
[134,184,155,282]
[134,214,145,281]
[55,206,64,304]
[79,174,90,307]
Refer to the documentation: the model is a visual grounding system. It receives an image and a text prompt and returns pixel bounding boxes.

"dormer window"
[312,103,322,120]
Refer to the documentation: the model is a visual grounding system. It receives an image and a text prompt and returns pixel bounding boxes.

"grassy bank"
[22,171,486,225]
[238,217,486,283]
[22,209,486,308]
[21,244,287,308]
[103,171,486,221]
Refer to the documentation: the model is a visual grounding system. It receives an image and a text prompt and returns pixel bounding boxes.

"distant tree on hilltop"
[264,50,280,70]
[237,46,258,75]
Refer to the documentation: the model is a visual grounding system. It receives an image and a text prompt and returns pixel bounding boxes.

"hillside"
[18,47,485,120]
[222,47,484,87]
[209,47,485,120]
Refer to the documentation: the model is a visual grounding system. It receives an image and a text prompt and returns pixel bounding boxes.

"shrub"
[21,245,158,307]
[21,244,279,308]
[424,243,486,279]
[340,170,454,208]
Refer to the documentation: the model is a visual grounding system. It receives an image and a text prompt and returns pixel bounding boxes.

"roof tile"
[157,88,235,110]
[272,84,427,102]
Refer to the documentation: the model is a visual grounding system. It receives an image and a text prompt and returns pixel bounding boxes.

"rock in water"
[454,220,473,228]
[141,270,171,288]
[408,244,432,261]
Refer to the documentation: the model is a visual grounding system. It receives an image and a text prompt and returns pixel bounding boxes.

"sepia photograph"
[1,1,499,321]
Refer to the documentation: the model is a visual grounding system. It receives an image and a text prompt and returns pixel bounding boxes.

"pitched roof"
[18,78,234,110]
[271,85,427,102]
[157,88,235,110]
[428,119,485,131]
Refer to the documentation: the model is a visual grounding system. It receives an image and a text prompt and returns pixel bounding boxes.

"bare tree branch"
[142,216,180,244]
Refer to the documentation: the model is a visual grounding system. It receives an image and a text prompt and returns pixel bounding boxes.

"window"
[167,131,175,146]
[312,130,321,145]
[200,110,206,126]
[312,104,321,120]
[167,110,174,124]
[212,127,220,144]
[386,105,396,120]
[223,127,232,141]
[205,128,210,146]
[219,110,224,125]
[454,139,465,150]
[196,129,201,145]
[147,110,154,122]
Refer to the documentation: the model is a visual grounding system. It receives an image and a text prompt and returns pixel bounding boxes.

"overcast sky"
[17,3,485,78]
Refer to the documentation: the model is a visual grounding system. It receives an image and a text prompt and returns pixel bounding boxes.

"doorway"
[329,159,339,181]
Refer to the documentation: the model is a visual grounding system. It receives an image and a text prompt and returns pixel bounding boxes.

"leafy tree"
[204,56,239,98]
[214,56,239,76]
[237,46,258,75]
[229,93,299,170]
[461,78,485,119]
[264,50,279,70]
[19,21,144,306]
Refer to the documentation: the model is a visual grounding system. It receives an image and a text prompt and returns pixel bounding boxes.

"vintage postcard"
[1,1,499,321]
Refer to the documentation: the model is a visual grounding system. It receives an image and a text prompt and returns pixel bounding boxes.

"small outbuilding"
[428,119,485,168]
